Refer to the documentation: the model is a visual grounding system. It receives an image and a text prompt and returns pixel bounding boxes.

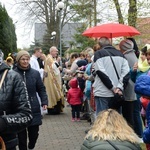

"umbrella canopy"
[82,23,140,38]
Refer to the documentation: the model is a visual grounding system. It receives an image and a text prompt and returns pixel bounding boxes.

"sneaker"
[71,118,75,122]
[77,118,80,122]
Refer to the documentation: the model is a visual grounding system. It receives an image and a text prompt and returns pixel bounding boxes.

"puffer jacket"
[67,78,83,105]
[14,64,48,126]
[0,63,32,149]
[143,102,150,143]
[81,136,141,150]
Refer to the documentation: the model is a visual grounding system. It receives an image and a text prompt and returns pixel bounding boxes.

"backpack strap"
[0,69,8,89]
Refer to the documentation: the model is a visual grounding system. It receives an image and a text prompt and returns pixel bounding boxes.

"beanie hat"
[145,44,150,50]
[119,39,134,51]
[16,50,30,62]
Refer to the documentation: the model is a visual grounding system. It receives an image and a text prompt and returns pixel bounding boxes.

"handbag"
[104,50,124,108]
[0,69,8,150]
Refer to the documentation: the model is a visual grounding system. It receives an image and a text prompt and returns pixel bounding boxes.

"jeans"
[95,96,111,116]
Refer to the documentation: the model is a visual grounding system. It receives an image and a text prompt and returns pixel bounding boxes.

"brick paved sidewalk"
[34,105,90,150]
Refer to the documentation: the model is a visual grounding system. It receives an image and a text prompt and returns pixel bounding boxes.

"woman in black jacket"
[14,50,48,150]
[0,50,32,150]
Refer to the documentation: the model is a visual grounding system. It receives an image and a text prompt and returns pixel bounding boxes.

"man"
[0,49,32,150]
[30,47,44,79]
[44,46,64,114]
[93,37,130,115]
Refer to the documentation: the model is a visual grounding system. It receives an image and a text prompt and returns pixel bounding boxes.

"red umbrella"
[82,23,140,38]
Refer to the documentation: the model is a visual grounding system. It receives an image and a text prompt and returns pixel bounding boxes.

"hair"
[127,38,139,58]
[49,46,57,53]
[70,53,79,59]
[85,109,140,143]
[79,52,86,58]
[6,56,13,63]
[93,44,100,52]
[99,37,111,47]
[141,46,148,55]
[83,47,94,58]
[146,48,150,56]
[33,47,41,53]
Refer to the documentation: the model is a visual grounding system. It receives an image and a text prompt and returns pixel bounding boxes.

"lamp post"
[56,1,64,63]
[51,31,56,45]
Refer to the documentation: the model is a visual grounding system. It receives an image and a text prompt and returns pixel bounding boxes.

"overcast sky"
[1,0,34,49]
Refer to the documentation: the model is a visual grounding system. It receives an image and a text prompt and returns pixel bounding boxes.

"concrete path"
[35,104,90,150]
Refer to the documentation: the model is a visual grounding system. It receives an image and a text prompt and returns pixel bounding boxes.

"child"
[67,78,83,121]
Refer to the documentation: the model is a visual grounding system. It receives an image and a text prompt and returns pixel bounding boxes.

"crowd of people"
[1,37,150,149]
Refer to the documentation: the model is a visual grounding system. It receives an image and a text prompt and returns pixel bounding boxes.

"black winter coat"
[0,63,32,149]
[14,65,48,126]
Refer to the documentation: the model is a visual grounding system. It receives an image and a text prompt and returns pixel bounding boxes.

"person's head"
[69,78,78,88]
[40,53,46,61]
[119,39,134,52]
[11,52,17,60]
[79,52,86,60]
[86,109,140,143]
[98,37,111,48]
[70,53,79,63]
[127,37,139,58]
[146,48,150,65]
[85,49,94,63]
[93,44,100,52]
[140,45,149,62]
[0,49,4,65]
[49,46,58,58]
[33,47,42,58]
[16,50,30,69]
[6,56,14,67]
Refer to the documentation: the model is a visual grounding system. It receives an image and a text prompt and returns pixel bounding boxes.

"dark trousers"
[122,101,134,128]
[71,104,81,118]
[18,125,39,150]
[7,147,16,150]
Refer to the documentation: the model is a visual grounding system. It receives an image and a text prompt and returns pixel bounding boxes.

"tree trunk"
[113,0,124,24]
[128,0,137,27]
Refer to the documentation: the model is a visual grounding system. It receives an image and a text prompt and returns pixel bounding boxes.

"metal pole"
[59,10,62,67]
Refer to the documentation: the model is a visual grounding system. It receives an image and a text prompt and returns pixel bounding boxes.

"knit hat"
[16,50,30,62]
[145,44,150,50]
[119,39,134,51]
[0,49,4,65]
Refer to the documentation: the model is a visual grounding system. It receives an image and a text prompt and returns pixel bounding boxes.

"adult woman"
[81,109,141,150]
[14,50,48,150]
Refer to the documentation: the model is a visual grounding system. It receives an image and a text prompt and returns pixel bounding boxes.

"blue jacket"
[134,73,150,97]
[143,103,150,143]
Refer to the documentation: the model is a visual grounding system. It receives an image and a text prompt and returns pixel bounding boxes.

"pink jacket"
[67,78,83,105]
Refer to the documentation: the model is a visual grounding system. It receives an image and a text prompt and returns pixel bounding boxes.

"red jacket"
[67,78,83,105]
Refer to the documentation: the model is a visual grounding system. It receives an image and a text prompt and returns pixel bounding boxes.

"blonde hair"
[86,109,140,143]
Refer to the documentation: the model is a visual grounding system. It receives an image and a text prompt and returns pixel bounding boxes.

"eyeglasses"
[20,58,30,61]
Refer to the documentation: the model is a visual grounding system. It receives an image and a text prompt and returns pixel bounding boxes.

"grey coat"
[123,50,138,101]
